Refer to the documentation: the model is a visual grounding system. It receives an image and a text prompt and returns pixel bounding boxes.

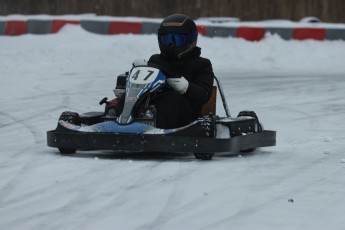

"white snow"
[1,22,345,230]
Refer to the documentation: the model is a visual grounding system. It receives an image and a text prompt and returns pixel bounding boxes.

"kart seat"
[201,86,217,115]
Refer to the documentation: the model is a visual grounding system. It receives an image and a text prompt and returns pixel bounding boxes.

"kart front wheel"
[194,153,214,160]
[59,111,81,126]
[56,111,80,155]
[240,148,256,153]
[58,148,77,155]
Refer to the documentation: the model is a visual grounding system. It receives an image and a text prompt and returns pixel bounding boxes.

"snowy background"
[1,23,345,230]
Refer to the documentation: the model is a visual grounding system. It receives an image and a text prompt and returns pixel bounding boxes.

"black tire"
[57,111,80,154]
[237,110,263,132]
[58,148,77,155]
[237,110,262,153]
[194,153,214,160]
[240,148,256,153]
[59,111,81,126]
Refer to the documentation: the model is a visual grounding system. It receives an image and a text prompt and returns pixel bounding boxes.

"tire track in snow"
[0,94,73,134]
[0,93,74,207]
[30,160,166,230]
[0,111,42,144]
[140,161,201,230]
[141,157,251,230]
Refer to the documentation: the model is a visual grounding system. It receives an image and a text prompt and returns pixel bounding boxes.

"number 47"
[131,70,154,81]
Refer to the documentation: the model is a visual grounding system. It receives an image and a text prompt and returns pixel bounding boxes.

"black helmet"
[158,14,198,60]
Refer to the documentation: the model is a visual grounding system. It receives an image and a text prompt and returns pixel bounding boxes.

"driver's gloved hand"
[167,77,189,95]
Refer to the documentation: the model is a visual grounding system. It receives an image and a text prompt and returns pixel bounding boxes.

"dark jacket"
[148,47,215,111]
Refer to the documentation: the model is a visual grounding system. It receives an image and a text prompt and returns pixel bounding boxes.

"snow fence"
[1,18,345,41]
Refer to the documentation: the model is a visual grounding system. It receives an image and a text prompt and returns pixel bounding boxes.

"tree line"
[1,0,344,23]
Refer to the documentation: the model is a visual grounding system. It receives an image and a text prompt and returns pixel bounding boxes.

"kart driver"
[109,14,215,129]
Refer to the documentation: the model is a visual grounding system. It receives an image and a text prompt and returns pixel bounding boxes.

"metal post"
[214,76,231,117]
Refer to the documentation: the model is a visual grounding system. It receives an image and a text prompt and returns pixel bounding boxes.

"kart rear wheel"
[237,110,262,153]
[194,153,214,160]
[58,148,77,155]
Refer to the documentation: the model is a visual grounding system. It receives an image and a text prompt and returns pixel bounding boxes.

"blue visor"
[159,32,198,47]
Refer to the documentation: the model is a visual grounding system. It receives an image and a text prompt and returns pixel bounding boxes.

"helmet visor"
[159,32,198,47]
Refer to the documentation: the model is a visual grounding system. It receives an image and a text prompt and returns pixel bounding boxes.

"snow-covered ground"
[1,24,345,230]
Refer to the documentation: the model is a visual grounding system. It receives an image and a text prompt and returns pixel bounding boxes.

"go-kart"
[47,65,276,160]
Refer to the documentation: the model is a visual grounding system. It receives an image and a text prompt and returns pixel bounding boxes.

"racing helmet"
[158,14,198,60]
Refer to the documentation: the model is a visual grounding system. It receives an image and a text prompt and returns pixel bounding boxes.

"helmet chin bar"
[178,42,197,59]
[160,43,197,60]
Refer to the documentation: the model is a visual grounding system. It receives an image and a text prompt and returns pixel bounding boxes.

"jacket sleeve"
[149,54,215,107]
[185,59,215,107]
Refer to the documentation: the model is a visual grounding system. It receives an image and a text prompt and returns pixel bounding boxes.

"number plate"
[129,67,159,84]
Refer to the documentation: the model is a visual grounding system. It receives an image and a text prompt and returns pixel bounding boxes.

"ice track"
[1,30,345,230]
